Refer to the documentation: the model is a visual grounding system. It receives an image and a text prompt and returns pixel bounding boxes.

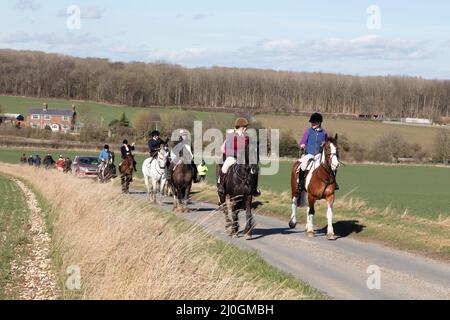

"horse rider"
[98,144,115,176]
[167,129,199,183]
[148,130,170,164]
[120,139,137,172]
[217,118,261,197]
[298,112,339,191]
[197,160,208,182]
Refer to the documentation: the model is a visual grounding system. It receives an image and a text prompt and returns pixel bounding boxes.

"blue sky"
[1,0,449,79]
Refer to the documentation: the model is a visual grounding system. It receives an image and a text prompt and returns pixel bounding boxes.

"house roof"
[28,108,73,116]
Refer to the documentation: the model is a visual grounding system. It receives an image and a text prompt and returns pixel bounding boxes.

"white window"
[32,114,40,119]
[63,116,69,121]
[44,115,51,120]
[30,122,38,128]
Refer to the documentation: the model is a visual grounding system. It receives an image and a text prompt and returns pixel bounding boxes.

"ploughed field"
[1,148,449,220]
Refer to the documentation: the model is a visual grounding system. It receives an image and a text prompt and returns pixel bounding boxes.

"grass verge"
[0,164,324,300]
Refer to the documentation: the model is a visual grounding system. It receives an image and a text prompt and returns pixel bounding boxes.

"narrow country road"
[132,191,450,300]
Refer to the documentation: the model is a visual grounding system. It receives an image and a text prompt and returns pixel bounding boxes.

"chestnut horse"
[119,155,134,194]
[289,135,340,240]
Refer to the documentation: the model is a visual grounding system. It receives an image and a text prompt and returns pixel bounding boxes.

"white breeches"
[222,157,237,174]
[300,154,315,171]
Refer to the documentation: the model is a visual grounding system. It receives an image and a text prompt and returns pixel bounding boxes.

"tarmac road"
[132,191,450,300]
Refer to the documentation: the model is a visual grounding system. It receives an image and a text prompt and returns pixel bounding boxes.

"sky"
[0,0,449,79]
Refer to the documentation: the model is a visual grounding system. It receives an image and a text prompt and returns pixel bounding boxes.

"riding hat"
[150,130,160,137]
[123,139,128,144]
[104,144,110,150]
[309,113,323,124]
[235,118,249,128]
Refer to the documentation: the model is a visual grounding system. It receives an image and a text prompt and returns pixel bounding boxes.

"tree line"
[0,49,449,118]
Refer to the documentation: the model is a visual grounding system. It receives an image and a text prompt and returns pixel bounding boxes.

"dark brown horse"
[289,135,340,240]
[119,155,134,194]
[169,161,194,212]
[218,164,258,239]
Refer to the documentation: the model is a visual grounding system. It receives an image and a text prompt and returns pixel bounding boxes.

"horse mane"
[326,136,338,146]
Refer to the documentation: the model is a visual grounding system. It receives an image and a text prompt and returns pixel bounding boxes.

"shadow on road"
[316,220,365,240]
[249,227,302,240]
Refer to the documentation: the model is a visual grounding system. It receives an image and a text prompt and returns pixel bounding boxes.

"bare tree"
[434,129,450,164]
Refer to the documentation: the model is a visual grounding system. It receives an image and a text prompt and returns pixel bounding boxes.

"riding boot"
[297,170,306,192]
[217,173,226,195]
[133,160,137,172]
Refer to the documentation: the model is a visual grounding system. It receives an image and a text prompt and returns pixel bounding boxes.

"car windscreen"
[78,157,99,165]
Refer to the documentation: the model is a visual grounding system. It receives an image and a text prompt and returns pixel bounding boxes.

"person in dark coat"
[20,153,27,164]
[120,139,137,172]
[27,155,34,166]
[43,154,55,169]
[34,155,42,167]
[148,131,169,158]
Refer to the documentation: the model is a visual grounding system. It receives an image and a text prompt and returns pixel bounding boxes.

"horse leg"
[306,194,316,237]
[244,195,256,240]
[289,196,298,229]
[326,194,336,240]
[144,175,150,200]
[231,202,239,238]
[224,195,233,236]
[152,178,157,204]
[121,174,127,193]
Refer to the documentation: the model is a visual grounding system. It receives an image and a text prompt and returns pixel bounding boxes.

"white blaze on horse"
[142,147,169,204]
[289,135,340,240]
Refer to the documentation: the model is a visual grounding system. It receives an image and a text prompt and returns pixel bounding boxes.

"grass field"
[1,148,449,220]
[0,174,29,299]
[256,114,444,154]
[1,95,445,153]
[0,95,233,128]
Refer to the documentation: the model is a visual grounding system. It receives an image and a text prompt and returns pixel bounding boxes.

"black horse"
[218,164,258,239]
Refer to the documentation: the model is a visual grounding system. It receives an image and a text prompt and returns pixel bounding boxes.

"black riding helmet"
[123,139,128,144]
[309,112,323,124]
[150,130,160,137]
[104,144,110,150]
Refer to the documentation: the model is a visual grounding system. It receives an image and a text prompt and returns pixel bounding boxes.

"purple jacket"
[299,127,328,156]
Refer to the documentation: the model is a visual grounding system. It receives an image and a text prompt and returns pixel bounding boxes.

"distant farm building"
[0,113,25,127]
[401,118,432,125]
[27,103,77,133]
[358,113,384,121]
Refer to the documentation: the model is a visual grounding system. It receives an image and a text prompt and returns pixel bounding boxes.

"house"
[27,103,77,132]
[0,113,25,127]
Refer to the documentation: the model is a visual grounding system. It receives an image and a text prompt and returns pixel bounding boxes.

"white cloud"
[193,13,209,21]
[57,6,105,19]
[256,35,429,61]
[14,0,41,11]
[0,31,101,46]
[110,45,208,62]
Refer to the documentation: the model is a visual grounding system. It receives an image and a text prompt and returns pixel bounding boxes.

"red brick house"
[27,103,77,132]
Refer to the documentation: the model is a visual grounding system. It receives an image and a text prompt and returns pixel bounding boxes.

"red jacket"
[224,133,250,158]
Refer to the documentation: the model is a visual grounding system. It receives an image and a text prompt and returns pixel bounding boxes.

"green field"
[1,95,445,153]
[0,174,29,298]
[0,95,233,127]
[1,148,449,220]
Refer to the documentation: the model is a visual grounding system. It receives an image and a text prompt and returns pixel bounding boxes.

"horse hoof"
[288,219,297,229]
[327,233,336,241]
[307,231,315,238]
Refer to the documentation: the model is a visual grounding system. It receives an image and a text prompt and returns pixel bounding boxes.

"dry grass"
[0,164,319,300]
